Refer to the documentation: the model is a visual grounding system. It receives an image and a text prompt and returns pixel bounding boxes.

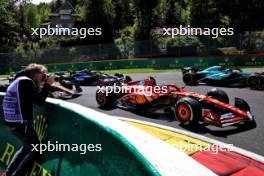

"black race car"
[55,69,128,86]
[55,69,131,86]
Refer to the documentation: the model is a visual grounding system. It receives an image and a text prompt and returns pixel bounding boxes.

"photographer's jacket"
[2,76,50,123]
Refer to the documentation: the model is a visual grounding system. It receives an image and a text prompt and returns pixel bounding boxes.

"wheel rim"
[183,74,193,84]
[248,77,260,89]
[177,104,191,122]
[136,95,146,104]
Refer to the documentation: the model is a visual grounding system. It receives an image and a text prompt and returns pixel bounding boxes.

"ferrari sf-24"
[96,78,256,128]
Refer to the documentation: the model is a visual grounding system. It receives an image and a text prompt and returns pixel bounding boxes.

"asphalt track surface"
[68,71,264,156]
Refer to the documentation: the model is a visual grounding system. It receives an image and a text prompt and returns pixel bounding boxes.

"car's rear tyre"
[247,75,261,90]
[174,97,202,126]
[96,88,116,108]
[206,88,229,104]
[76,85,82,93]
[183,73,197,85]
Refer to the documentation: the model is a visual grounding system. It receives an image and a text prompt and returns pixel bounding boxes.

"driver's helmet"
[148,77,157,86]
[124,76,132,83]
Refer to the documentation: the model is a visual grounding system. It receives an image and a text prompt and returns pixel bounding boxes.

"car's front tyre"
[96,87,117,108]
[174,97,202,126]
[247,75,261,90]
[183,73,197,85]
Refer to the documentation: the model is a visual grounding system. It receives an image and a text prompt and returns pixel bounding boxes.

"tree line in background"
[0,0,264,58]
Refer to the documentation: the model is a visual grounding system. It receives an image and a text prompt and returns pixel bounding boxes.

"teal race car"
[182,66,264,90]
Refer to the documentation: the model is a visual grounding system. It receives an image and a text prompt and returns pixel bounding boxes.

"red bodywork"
[116,79,254,127]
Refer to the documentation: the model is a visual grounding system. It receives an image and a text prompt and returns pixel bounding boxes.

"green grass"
[0,66,263,78]
[99,68,180,74]
[238,66,264,70]
[0,75,10,78]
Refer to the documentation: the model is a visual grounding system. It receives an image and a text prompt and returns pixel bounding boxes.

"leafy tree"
[112,0,134,31]
[219,0,264,32]
[50,0,62,11]
[81,0,115,43]
[166,0,191,26]
[24,4,40,35]
[163,0,181,26]
[75,3,86,21]
[0,0,19,52]
[38,3,51,23]
[16,0,31,37]
[67,0,78,7]
[133,0,160,41]
[190,0,224,28]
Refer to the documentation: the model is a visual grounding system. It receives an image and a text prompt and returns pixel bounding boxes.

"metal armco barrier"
[1,55,264,74]
[45,55,264,72]
[0,93,216,176]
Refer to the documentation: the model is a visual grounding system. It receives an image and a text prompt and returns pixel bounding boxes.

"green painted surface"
[0,94,160,176]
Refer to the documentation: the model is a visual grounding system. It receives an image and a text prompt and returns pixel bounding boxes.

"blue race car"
[182,66,264,89]
[55,69,129,86]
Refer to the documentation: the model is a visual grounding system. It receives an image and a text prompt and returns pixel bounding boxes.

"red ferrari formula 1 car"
[96,78,256,128]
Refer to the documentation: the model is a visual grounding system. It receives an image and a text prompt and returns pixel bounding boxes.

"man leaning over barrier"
[2,63,55,176]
